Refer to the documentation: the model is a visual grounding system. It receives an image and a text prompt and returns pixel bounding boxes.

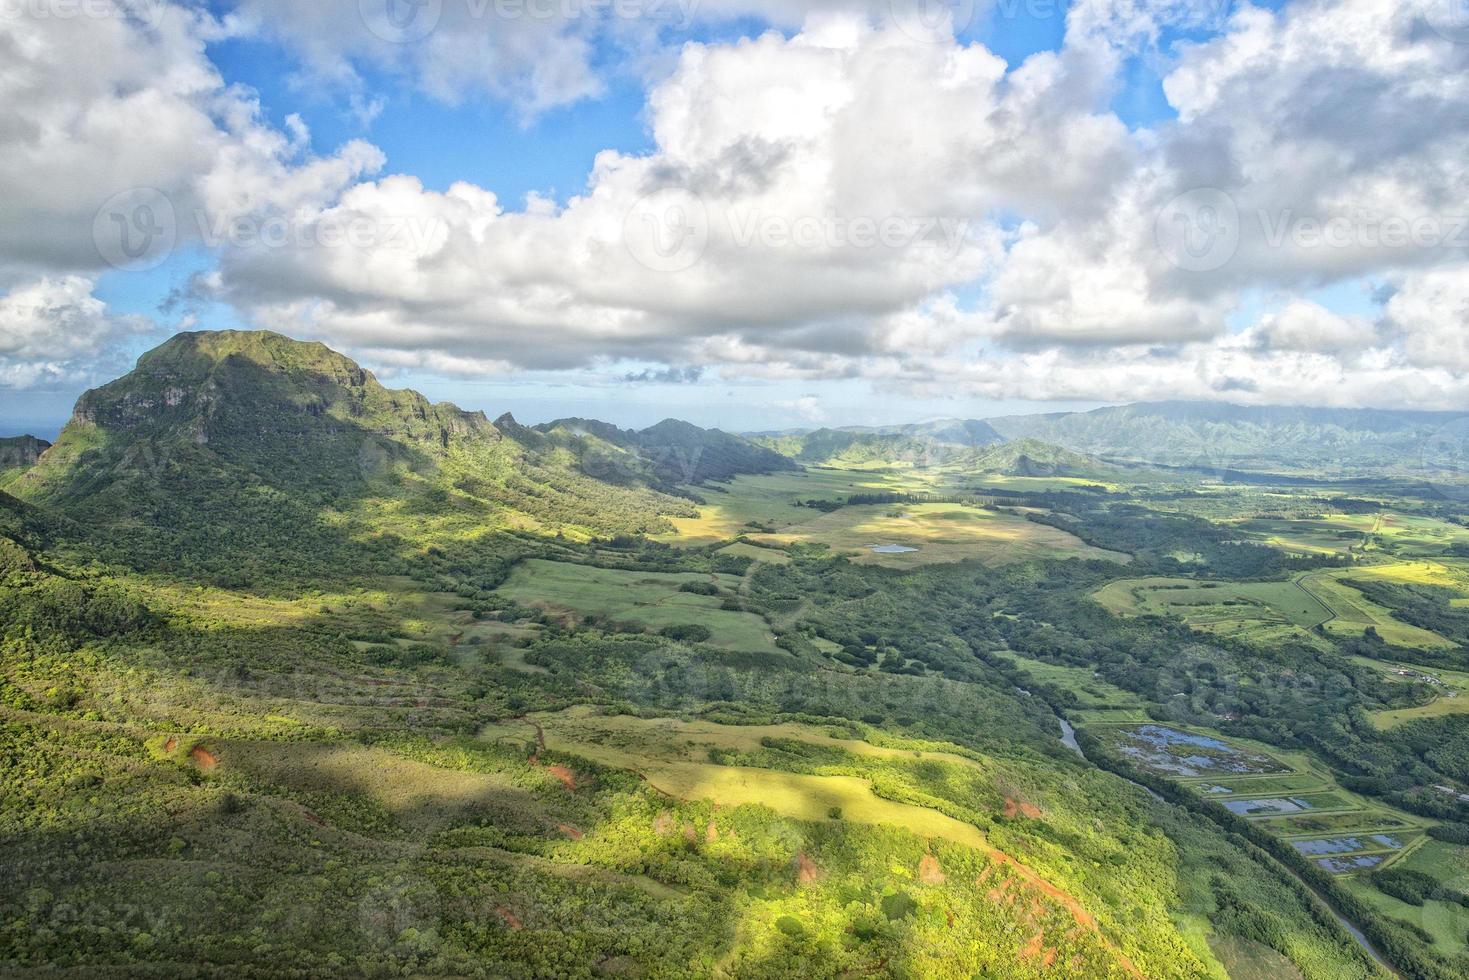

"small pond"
[870,544,919,554]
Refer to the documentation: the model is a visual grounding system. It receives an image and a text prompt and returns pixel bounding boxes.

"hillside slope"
[10,331,695,581]
[0,435,50,485]
[988,401,1469,475]
[754,418,1005,466]
[536,416,798,486]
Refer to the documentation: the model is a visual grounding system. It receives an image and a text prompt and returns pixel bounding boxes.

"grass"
[1343,838,1469,955]
[1299,568,1454,649]
[1092,576,1334,649]
[746,501,1126,569]
[659,469,939,545]
[479,709,992,851]
[715,541,792,564]
[1357,657,1469,729]
[496,559,781,654]
[1093,563,1458,650]
[1002,657,1151,716]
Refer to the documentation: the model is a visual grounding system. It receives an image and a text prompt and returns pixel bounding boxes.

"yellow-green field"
[479,708,991,851]
[660,469,940,544]
[1003,657,1153,725]
[496,559,780,653]
[1092,575,1334,647]
[1299,567,1453,649]
[745,501,1126,568]
[1342,839,1469,955]
[1094,563,1457,650]
[1355,657,1469,729]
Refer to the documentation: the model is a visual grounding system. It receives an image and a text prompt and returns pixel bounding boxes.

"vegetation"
[6,330,1469,977]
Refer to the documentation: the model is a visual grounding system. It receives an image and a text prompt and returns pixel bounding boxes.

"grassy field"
[1342,838,1469,955]
[744,501,1126,569]
[479,709,992,850]
[1001,657,1153,725]
[1093,564,1457,650]
[659,469,940,544]
[496,559,781,654]
[1092,575,1334,647]
[1299,568,1454,649]
[714,541,793,564]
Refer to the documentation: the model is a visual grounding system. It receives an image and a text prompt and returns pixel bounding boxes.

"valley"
[3,332,1469,978]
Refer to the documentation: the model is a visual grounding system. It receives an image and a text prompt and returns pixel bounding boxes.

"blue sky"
[6,0,1466,438]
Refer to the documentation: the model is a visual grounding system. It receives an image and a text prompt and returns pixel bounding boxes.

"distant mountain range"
[750,419,1005,466]
[986,401,1469,476]
[6,332,1469,537]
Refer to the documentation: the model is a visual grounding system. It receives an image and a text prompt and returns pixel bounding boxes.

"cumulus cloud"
[1250,300,1378,354]
[0,0,382,285]
[0,277,151,387]
[210,19,1129,369]
[8,0,1469,409]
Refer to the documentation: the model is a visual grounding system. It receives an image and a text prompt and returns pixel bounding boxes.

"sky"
[2,0,1469,437]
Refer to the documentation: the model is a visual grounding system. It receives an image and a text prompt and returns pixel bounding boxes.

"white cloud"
[0,1,382,285]
[0,276,150,387]
[7,0,1469,410]
[1252,300,1378,354]
[213,19,1129,369]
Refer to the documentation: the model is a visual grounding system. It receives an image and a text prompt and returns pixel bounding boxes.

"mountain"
[0,435,50,484]
[963,438,1117,478]
[9,331,707,582]
[535,416,797,486]
[753,418,1005,466]
[987,401,1469,476]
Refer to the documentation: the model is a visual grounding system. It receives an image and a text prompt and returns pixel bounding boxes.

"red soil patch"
[795,852,821,886]
[190,745,218,769]
[545,763,577,791]
[1021,932,1045,962]
[163,737,177,752]
[918,854,946,885]
[1002,797,1042,819]
[653,811,676,836]
[705,821,719,843]
[979,851,1145,980]
[557,823,584,840]
[495,906,523,931]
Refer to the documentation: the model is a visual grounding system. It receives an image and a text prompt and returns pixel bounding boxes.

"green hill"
[753,418,1005,466]
[988,401,1469,477]
[10,331,696,583]
[0,435,50,485]
[536,416,798,486]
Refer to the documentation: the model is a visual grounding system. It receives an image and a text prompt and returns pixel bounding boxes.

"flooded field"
[1316,854,1387,874]
[1112,724,1290,777]
[1292,835,1404,856]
